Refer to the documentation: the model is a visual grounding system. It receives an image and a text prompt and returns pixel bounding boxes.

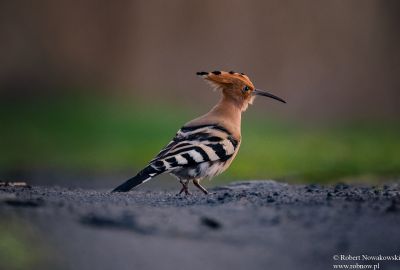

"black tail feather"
[111,166,160,192]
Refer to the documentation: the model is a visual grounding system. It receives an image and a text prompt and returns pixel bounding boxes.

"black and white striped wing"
[112,124,239,192]
[149,124,239,173]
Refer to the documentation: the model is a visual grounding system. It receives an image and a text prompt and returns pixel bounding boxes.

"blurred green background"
[1,95,399,185]
[1,1,400,186]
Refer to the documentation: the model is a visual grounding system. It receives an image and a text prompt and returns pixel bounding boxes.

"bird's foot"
[193,179,209,195]
[178,181,191,196]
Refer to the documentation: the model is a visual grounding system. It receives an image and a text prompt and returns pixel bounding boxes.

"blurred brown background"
[1,0,399,121]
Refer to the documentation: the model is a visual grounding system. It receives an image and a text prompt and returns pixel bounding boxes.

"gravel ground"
[1,180,400,270]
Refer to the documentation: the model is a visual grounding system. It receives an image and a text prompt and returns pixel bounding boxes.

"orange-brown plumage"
[197,71,256,111]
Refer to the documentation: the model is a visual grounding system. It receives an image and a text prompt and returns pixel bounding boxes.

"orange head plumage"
[196,70,286,111]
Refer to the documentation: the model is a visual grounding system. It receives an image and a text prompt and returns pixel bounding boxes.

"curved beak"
[253,89,286,103]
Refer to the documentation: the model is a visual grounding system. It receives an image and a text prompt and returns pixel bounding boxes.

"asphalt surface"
[1,180,400,270]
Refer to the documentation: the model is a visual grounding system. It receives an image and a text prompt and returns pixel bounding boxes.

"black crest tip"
[211,70,221,75]
[196,71,209,76]
[229,71,235,74]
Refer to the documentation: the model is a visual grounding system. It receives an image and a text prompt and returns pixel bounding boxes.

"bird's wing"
[149,124,239,172]
[112,124,239,192]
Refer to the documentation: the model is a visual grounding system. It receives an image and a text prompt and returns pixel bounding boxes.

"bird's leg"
[178,180,191,195]
[193,179,209,194]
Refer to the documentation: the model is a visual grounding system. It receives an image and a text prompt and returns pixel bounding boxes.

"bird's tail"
[111,165,161,192]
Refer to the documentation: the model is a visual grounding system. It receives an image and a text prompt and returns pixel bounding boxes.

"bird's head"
[196,70,286,111]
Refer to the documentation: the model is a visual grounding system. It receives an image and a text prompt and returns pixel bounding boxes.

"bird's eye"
[242,86,250,92]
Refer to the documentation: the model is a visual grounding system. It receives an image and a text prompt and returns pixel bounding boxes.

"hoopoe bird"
[112,71,286,195]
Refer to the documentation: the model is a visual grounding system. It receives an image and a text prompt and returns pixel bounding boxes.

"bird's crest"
[196,70,255,91]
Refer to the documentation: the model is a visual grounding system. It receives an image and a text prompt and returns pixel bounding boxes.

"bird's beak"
[253,89,286,103]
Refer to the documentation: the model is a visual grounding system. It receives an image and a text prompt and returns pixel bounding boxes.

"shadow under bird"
[112,71,286,195]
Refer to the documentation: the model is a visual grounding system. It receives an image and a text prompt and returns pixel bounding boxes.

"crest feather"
[196,70,254,89]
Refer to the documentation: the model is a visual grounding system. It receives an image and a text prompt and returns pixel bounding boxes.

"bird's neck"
[206,95,243,138]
